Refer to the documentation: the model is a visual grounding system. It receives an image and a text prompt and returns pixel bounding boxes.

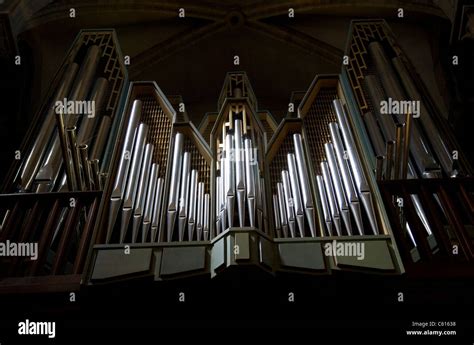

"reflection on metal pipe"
[76,77,109,146]
[402,112,412,179]
[364,111,386,157]
[394,124,404,180]
[392,56,455,176]
[196,182,204,241]
[67,45,102,114]
[273,194,281,235]
[55,111,75,191]
[234,119,246,227]
[364,75,396,142]
[132,143,153,243]
[35,45,102,191]
[368,42,441,178]
[405,162,433,236]
[66,126,83,191]
[142,163,158,242]
[325,143,352,235]
[216,173,221,233]
[105,100,141,243]
[316,175,332,236]
[90,159,100,190]
[18,63,79,191]
[411,194,433,236]
[151,177,164,242]
[90,115,112,161]
[219,156,226,234]
[321,161,341,236]
[333,100,380,235]
[120,123,148,243]
[78,144,93,190]
[293,134,317,237]
[0,210,9,232]
[406,223,417,247]
[224,133,235,228]
[188,170,198,241]
[333,101,368,192]
[244,138,256,227]
[203,193,210,241]
[368,42,402,106]
[167,133,184,241]
[110,102,142,193]
[329,122,364,235]
[281,170,295,238]
[178,152,191,241]
[376,155,384,181]
[287,153,305,237]
[277,182,288,238]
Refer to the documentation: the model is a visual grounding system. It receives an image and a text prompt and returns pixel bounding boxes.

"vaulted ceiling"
[1,0,453,124]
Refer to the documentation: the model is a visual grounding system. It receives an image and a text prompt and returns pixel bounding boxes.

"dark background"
[1,272,474,344]
[1,1,474,344]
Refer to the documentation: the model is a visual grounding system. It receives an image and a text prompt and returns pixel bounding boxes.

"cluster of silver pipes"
[215,118,266,234]
[106,100,165,244]
[364,41,455,179]
[167,133,209,242]
[17,45,111,193]
[363,41,453,247]
[272,134,317,238]
[272,100,381,238]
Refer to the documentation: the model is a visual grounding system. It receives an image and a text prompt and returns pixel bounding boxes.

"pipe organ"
[342,20,474,265]
[0,20,473,292]
[211,73,268,236]
[0,30,127,281]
